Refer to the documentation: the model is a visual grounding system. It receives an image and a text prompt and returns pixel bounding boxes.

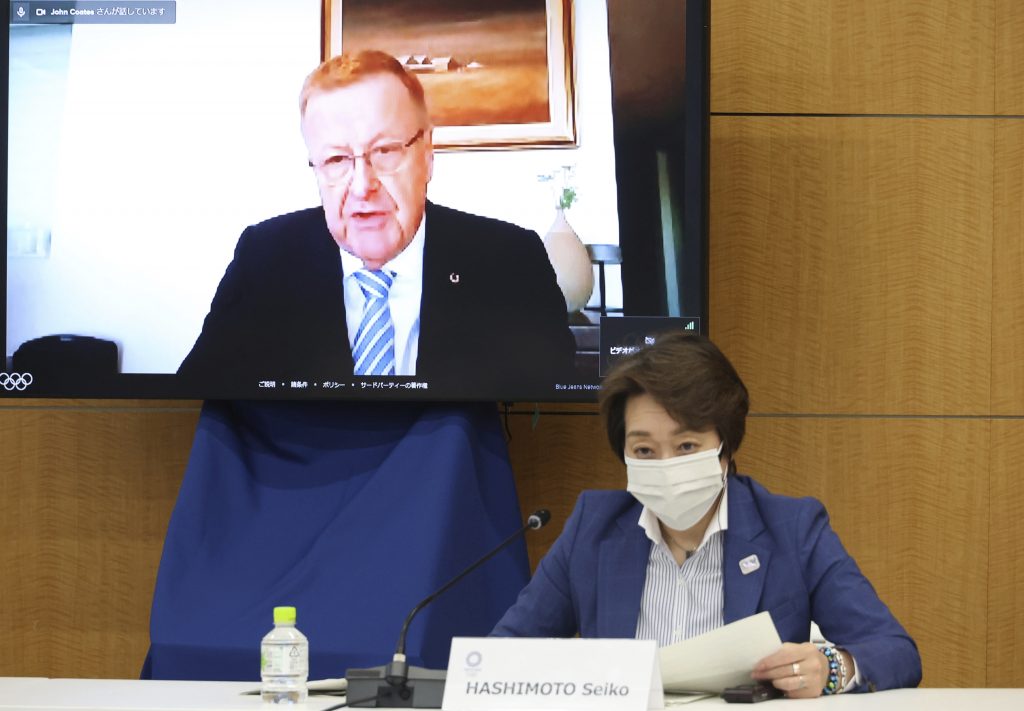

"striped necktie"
[352,269,396,376]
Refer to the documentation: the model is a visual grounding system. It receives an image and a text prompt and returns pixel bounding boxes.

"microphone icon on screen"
[16,6,26,18]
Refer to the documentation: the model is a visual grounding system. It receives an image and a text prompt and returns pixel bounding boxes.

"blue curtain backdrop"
[143,400,530,681]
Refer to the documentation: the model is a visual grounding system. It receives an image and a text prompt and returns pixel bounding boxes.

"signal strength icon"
[683,321,696,331]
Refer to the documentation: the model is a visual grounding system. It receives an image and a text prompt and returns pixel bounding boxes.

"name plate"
[442,637,664,711]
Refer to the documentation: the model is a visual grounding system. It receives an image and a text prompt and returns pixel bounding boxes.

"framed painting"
[322,0,576,150]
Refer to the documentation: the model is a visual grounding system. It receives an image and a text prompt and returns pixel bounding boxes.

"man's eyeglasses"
[309,129,425,184]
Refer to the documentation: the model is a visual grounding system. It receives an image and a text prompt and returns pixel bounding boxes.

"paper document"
[309,677,349,692]
[240,677,347,696]
[659,611,782,693]
[664,692,715,706]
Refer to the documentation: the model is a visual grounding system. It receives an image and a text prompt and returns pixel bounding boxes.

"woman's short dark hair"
[599,332,750,463]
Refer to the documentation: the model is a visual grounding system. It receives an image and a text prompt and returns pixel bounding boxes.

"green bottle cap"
[273,606,297,624]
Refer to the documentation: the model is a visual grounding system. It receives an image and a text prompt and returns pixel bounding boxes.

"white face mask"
[625,444,726,531]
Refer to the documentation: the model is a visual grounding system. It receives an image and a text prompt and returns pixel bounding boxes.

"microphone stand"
[345,510,550,708]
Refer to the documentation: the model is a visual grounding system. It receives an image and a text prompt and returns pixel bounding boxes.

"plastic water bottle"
[261,606,309,704]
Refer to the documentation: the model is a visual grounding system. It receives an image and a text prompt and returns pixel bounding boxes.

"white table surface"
[1,678,1022,710]
[694,688,1024,708]
[0,678,343,710]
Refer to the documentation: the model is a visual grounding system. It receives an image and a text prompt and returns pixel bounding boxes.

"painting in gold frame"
[322,0,576,150]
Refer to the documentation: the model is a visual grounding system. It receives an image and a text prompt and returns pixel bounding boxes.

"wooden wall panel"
[711,0,995,115]
[709,116,993,415]
[995,0,1024,114]
[0,403,199,678]
[992,122,1024,414]
[988,421,1024,686]
[739,416,990,688]
[505,407,620,568]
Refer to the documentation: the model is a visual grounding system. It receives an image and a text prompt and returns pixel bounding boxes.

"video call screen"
[3,0,707,401]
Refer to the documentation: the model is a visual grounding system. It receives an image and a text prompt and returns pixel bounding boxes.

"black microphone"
[345,509,551,708]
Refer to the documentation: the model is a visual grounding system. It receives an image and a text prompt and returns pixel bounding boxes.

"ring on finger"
[792,662,800,676]
[798,675,806,690]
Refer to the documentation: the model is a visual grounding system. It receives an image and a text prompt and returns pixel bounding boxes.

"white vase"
[543,208,595,313]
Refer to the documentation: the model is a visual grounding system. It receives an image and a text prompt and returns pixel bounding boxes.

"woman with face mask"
[492,332,921,697]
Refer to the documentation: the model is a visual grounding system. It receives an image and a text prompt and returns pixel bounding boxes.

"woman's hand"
[751,642,829,698]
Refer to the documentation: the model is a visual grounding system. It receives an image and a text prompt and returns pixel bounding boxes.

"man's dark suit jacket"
[179,201,577,398]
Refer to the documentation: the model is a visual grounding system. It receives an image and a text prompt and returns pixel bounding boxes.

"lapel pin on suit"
[739,554,761,575]
[449,272,460,284]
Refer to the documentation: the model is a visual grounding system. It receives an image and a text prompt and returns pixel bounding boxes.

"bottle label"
[261,643,308,676]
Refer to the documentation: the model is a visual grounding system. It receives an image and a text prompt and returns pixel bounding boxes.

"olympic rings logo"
[0,372,34,391]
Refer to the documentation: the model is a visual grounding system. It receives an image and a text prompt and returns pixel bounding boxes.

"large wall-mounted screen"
[3,0,708,401]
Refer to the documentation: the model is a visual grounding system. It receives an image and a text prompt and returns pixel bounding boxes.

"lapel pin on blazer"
[739,554,761,575]
[449,272,460,284]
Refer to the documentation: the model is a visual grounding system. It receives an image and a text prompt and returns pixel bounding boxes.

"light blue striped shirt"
[634,490,728,646]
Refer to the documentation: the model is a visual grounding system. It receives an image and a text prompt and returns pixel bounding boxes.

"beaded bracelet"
[818,645,846,695]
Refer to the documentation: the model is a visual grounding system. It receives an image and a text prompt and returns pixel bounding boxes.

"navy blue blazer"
[178,201,576,398]
[492,476,922,692]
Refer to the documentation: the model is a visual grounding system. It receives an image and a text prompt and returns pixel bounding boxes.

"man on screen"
[179,50,575,395]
